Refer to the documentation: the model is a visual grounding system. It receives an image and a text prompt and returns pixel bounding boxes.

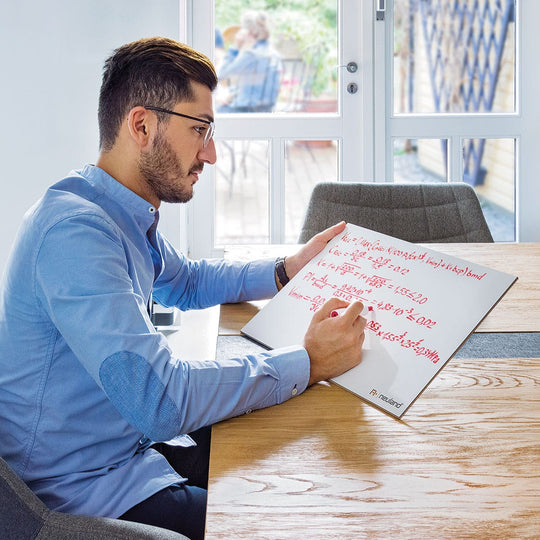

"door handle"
[376,0,386,21]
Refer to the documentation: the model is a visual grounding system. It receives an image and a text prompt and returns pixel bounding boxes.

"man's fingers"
[315,299,365,323]
[342,301,365,321]
[311,221,346,244]
[313,297,348,321]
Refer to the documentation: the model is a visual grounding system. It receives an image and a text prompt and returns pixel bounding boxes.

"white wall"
[0,0,184,275]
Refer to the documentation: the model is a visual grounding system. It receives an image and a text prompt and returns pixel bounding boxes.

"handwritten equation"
[286,231,462,364]
[340,232,487,280]
[297,265,434,327]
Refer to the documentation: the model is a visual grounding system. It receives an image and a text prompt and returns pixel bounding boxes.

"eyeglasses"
[144,106,215,147]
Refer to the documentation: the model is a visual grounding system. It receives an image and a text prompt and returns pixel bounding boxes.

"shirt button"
[291,386,298,396]
[245,409,252,414]
[149,206,156,214]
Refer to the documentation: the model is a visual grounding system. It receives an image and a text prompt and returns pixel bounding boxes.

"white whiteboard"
[242,224,517,418]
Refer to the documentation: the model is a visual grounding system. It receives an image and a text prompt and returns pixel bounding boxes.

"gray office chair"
[298,182,494,243]
[0,456,186,539]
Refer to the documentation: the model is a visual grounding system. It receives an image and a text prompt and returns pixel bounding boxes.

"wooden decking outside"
[214,140,514,246]
[215,140,338,245]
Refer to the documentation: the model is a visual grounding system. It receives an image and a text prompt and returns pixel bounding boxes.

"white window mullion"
[373,0,387,183]
[341,0,369,181]
[447,137,461,183]
[178,0,190,44]
[186,0,218,258]
[269,138,284,243]
[517,1,540,241]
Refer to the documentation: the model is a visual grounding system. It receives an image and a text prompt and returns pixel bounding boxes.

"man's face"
[139,82,216,204]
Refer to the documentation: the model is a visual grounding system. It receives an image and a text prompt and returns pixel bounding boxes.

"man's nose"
[199,138,217,164]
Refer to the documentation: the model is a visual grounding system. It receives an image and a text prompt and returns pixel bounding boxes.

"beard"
[138,130,203,204]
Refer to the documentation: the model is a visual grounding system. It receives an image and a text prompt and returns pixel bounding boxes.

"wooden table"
[206,357,539,539]
[206,243,540,539]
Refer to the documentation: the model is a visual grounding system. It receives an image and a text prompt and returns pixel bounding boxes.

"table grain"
[206,356,540,539]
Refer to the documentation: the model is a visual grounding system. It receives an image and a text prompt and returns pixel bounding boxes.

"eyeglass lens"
[204,123,215,147]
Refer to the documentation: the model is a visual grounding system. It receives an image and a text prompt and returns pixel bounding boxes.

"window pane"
[393,137,515,242]
[464,138,515,241]
[214,1,338,114]
[214,140,269,245]
[284,140,338,243]
[394,0,516,114]
[394,137,447,183]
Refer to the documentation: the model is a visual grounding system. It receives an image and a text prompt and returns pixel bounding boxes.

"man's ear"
[126,106,155,148]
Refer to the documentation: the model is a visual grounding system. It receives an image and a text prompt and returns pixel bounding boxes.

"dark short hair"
[98,37,217,151]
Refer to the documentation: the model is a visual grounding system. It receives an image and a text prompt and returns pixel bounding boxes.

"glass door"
[377,0,539,242]
[187,0,370,258]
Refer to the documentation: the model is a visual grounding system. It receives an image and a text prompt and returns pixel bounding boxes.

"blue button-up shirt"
[0,164,309,518]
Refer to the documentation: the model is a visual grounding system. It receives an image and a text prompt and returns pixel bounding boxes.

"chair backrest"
[298,182,494,244]
[0,455,186,539]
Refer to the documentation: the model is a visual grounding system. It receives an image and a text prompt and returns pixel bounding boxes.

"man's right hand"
[303,298,366,386]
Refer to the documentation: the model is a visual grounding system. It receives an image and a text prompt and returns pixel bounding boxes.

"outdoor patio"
[214,140,514,247]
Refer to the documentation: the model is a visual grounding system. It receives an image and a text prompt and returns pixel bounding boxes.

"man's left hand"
[277,221,346,289]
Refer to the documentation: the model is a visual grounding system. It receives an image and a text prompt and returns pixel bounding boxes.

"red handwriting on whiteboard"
[287,287,327,312]
[372,302,437,328]
[333,285,369,303]
[366,275,390,289]
[303,272,335,291]
[311,264,430,305]
[389,285,429,304]
[326,248,410,275]
[341,233,386,252]
[365,320,441,364]
[293,268,438,329]
[338,233,487,281]
[279,228,498,366]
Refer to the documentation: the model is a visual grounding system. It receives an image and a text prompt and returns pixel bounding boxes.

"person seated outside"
[218,11,282,113]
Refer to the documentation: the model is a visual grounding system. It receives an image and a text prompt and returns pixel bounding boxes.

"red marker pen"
[330,306,374,317]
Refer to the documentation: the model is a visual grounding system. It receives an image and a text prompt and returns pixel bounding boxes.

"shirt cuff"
[244,258,279,299]
[264,344,310,404]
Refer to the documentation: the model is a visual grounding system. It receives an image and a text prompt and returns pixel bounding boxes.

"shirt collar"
[78,164,158,232]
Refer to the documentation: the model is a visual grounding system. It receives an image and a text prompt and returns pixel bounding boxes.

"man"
[0,37,365,539]
[217,10,282,113]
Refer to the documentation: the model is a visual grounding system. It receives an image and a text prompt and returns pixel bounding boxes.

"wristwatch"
[275,257,290,287]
